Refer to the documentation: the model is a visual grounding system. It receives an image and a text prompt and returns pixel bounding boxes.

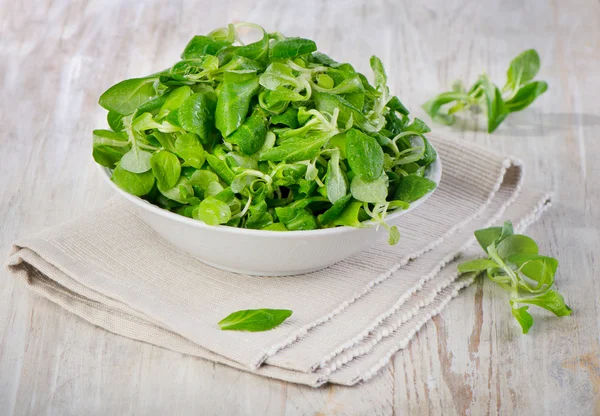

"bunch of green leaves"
[93,23,439,245]
[423,50,548,133]
[458,221,571,334]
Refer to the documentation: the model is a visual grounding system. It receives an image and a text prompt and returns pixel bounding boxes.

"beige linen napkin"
[6,136,551,387]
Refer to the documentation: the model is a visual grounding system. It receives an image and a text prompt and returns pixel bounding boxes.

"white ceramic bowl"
[98,150,441,276]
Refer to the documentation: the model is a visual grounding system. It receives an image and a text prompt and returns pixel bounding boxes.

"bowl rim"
[98,146,442,238]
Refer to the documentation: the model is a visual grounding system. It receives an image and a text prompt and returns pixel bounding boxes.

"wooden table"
[1,0,599,414]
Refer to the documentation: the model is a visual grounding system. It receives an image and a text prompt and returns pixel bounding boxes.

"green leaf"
[271,38,317,60]
[370,55,387,93]
[457,258,499,273]
[99,77,158,115]
[270,107,298,128]
[504,81,548,112]
[387,96,409,116]
[181,35,232,59]
[111,164,155,196]
[134,94,169,118]
[245,200,273,229]
[320,64,364,98]
[189,169,220,188]
[92,130,130,168]
[419,137,437,169]
[404,118,432,135]
[394,139,427,166]
[262,223,287,231]
[258,90,288,113]
[515,290,572,317]
[506,49,541,90]
[311,51,338,66]
[447,101,466,115]
[219,55,264,73]
[218,308,293,332]
[314,92,377,133]
[226,110,267,155]
[318,194,352,226]
[499,221,514,241]
[388,200,410,211]
[316,73,335,89]
[346,128,384,182]
[332,201,363,227]
[232,28,270,62]
[329,132,347,159]
[178,92,217,142]
[215,72,260,137]
[152,131,176,153]
[189,169,223,196]
[267,87,307,102]
[325,152,347,204]
[474,226,503,254]
[259,62,302,91]
[479,75,509,133]
[275,206,318,230]
[158,86,192,119]
[119,147,153,173]
[93,145,129,169]
[350,173,388,204]
[518,256,558,288]
[206,154,236,185]
[508,253,556,269]
[422,92,467,125]
[393,175,436,203]
[259,135,330,162]
[107,111,125,132]
[131,112,181,133]
[159,177,197,204]
[271,163,306,187]
[388,226,400,245]
[165,109,181,127]
[496,235,539,259]
[511,305,534,334]
[168,57,212,79]
[214,187,236,205]
[173,204,198,218]
[194,196,232,225]
[174,133,206,169]
[150,150,181,190]
[509,253,558,286]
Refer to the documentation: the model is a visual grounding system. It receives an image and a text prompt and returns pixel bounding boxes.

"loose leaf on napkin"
[218,309,293,332]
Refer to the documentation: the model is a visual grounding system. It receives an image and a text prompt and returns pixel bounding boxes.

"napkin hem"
[356,191,552,384]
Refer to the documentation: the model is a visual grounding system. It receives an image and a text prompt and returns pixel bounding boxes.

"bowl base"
[198,259,329,277]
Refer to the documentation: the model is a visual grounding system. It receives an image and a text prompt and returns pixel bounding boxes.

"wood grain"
[1,0,599,414]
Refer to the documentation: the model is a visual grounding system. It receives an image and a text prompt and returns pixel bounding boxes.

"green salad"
[93,23,437,245]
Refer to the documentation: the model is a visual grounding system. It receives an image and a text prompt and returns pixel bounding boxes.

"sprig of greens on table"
[93,23,438,245]
[423,49,548,133]
[458,221,571,334]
